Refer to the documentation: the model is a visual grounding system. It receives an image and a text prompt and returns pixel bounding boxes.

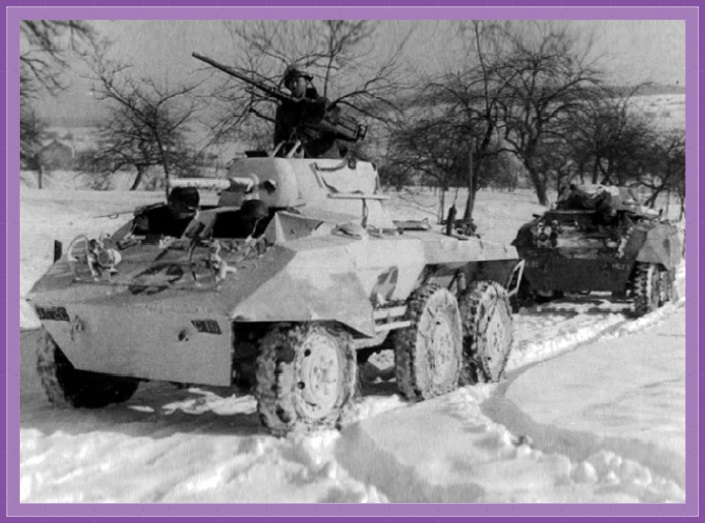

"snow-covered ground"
[16,184,687,503]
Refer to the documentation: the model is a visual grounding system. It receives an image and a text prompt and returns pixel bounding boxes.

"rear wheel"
[658,270,674,306]
[459,281,513,384]
[393,284,462,401]
[254,323,357,437]
[36,329,139,408]
[632,263,661,317]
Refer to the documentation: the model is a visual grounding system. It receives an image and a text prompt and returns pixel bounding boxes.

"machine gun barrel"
[193,51,367,143]
[192,52,291,103]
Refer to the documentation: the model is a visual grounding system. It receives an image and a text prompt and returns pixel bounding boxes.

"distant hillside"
[608,84,686,97]
[45,114,104,128]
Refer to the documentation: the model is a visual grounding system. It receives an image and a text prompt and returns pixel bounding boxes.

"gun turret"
[193,52,367,144]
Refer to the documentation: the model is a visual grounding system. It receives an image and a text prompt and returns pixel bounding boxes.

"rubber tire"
[36,329,140,408]
[254,323,357,437]
[633,263,662,317]
[459,281,514,385]
[392,284,463,401]
[658,270,674,306]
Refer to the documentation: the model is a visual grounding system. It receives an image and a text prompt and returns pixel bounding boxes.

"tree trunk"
[463,146,475,221]
[526,164,548,206]
[130,165,146,191]
[36,165,44,190]
[644,188,662,209]
[591,160,599,185]
[163,164,170,200]
[665,189,671,216]
[155,135,170,200]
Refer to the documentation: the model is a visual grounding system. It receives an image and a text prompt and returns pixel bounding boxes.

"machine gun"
[192,52,367,143]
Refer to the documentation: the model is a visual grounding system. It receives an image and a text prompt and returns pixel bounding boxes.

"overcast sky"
[33,19,686,122]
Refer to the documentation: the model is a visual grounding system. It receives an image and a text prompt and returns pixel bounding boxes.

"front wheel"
[254,323,357,437]
[36,329,140,408]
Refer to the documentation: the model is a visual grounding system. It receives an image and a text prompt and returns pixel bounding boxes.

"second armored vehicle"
[513,184,681,316]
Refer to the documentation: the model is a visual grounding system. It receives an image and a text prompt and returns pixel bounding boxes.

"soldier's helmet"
[239,199,269,221]
[237,199,269,237]
[282,65,312,96]
[283,65,302,85]
[168,187,200,214]
[283,65,312,83]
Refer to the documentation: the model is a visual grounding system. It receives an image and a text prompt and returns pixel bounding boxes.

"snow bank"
[486,307,685,500]
[335,303,685,503]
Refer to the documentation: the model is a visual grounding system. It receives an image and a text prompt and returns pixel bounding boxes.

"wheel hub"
[659,271,671,304]
[651,269,661,305]
[425,306,460,385]
[297,332,340,419]
[483,304,507,380]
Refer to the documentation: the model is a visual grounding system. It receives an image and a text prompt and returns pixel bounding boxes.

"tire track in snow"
[508,262,685,374]
[482,389,685,501]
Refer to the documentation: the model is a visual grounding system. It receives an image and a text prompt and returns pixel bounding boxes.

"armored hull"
[28,157,519,436]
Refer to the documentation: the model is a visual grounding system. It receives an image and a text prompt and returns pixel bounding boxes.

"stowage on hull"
[28,157,519,436]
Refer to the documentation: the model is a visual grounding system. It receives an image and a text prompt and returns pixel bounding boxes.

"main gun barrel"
[169,177,256,192]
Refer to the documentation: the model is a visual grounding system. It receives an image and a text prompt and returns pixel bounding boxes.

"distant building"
[38,139,74,171]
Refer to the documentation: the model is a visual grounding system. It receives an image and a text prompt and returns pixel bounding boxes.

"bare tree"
[87,52,202,191]
[20,20,96,102]
[557,85,652,187]
[202,20,410,148]
[19,21,96,188]
[20,106,47,188]
[639,130,685,211]
[385,21,522,221]
[671,133,686,220]
[420,21,518,219]
[385,108,475,221]
[497,22,602,206]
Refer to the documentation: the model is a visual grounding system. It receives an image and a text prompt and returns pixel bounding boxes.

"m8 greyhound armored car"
[28,155,520,436]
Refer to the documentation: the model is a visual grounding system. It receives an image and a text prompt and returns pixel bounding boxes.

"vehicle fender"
[230,266,375,337]
[634,224,682,271]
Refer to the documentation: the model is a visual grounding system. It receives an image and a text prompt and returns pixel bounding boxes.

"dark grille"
[191,319,222,335]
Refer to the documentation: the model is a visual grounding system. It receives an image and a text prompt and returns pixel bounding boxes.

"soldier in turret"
[274,66,346,158]
[191,53,365,159]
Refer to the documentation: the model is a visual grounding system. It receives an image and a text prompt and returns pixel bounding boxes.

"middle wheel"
[393,284,463,401]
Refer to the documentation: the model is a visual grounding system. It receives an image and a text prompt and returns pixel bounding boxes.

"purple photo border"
[2,1,699,520]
